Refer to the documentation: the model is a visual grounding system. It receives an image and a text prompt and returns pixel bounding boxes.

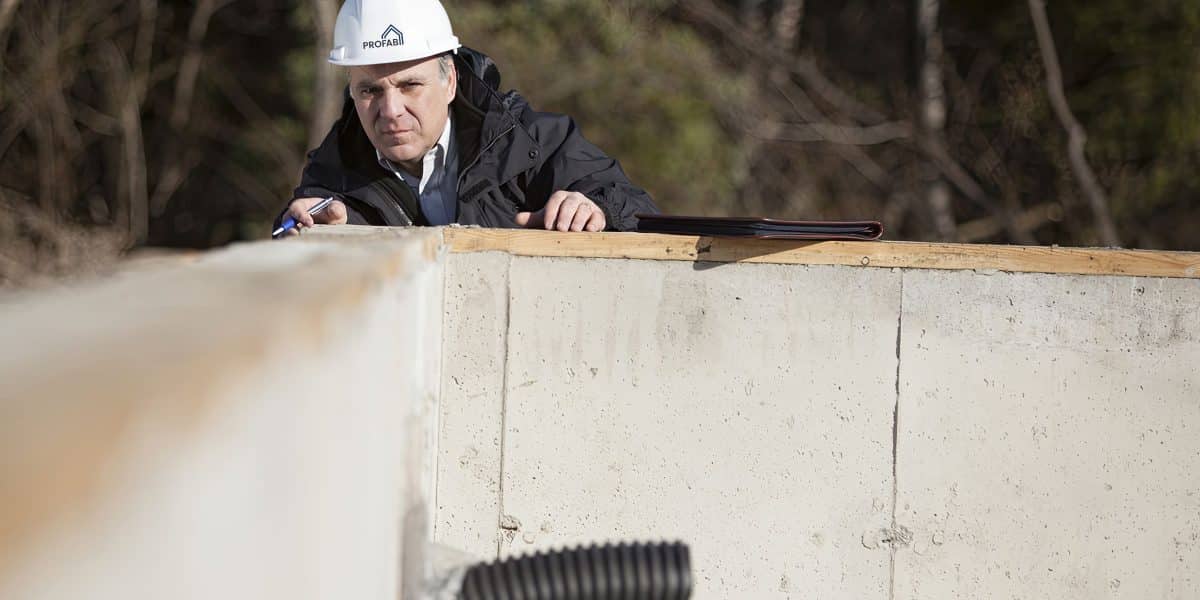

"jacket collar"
[452,47,519,169]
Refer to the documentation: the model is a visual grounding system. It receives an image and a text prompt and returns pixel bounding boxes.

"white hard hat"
[328,0,461,66]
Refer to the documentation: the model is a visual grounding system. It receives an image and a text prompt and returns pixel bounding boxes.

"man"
[276,0,657,235]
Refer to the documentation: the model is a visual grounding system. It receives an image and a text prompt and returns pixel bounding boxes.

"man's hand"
[280,197,348,236]
[515,191,606,232]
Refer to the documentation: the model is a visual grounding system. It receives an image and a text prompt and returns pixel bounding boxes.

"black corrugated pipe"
[457,541,692,600]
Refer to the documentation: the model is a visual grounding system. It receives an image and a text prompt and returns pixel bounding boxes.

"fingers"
[569,201,592,232]
[541,191,604,232]
[552,195,583,232]
[515,210,545,228]
[282,198,346,237]
[584,209,606,232]
[541,191,568,231]
[516,209,548,229]
[314,200,348,225]
[295,202,316,228]
[286,197,321,230]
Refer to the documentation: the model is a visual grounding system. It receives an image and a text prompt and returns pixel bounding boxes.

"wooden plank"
[442,228,1200,279]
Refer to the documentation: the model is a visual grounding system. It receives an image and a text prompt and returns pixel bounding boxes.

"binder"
[635,214,884,241]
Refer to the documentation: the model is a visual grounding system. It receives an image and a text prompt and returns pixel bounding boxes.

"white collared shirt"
[377,116,459,226]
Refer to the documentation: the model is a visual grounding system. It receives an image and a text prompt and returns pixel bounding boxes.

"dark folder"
[635,214,884,241]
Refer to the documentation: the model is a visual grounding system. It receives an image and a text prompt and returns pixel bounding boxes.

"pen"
[272,197,336,238]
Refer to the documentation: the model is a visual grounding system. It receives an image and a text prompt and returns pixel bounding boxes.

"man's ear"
[446,61,457,102]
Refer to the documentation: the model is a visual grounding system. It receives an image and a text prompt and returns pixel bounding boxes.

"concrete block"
[498,257,901,599]
[435,252,511,558]
[895,270,1200,599]
[0,235,444,600]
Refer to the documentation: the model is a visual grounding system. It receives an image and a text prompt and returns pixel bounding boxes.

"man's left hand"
[514,191,606,232]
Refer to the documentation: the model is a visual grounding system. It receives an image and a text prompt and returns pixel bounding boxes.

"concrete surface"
[438,247,1200,599]
[435,252,510,557]
[469,257,902,599]
[6,225,1199,600]
[0,232,444,600]
[894,270,1200,599]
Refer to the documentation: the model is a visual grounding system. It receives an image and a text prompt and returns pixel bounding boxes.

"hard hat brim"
[328,38,461,66]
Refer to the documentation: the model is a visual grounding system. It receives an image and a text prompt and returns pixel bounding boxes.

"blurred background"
[2,0,1198,285]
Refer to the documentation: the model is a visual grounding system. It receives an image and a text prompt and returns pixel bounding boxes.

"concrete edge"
[0,230,445,580]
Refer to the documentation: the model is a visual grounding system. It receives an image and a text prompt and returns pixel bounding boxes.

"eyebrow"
[354,76,426,90]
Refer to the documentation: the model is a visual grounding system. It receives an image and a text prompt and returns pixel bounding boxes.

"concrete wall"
[895,270,1200,598]
[0,231,445,600]
[3,226,1197,600]
[437,249,1200,599]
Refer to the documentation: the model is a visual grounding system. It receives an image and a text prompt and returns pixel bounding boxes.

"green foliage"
[1060,0,1200,224]
[449,0,751,213]
[950,0,1200,242]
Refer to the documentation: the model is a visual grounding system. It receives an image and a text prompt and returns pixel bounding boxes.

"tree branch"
[916,136,996,214]
[771,0,803,49]
[133,0,157,87]
[956,202,1063,243]
[678,0,887,124]
[308,0,343,151]
[752,120,912,145]
[774,84,893,190]
[205,68,305,174]
[151,0,227,216]
[0,0,20,40]
[915,0,956,240]
[99,41,149,243]
[1027,0,1121,247]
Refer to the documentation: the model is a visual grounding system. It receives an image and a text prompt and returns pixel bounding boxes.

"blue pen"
[272,197,336,238]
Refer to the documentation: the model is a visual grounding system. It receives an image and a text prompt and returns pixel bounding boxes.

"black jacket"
[282,47,657,231]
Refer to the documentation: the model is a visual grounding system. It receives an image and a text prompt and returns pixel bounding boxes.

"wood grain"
[443,228,1200,279]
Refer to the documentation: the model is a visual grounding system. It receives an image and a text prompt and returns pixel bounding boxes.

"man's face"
[349,56,456,170]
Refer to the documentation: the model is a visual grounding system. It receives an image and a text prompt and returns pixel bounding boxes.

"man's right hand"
[280,197,348,236]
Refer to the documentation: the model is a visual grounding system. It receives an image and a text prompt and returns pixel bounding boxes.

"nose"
[377,87,408,122]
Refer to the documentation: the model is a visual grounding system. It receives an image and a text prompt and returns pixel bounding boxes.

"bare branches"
[170,0,223,131]
[680,0,1077,244]
[753,120,912,145]
[773,84,894,191]
[309,0,344,151]
[915,0,956,240]
[679,0,888,124]
[790,58,888,125]
[957,202,1063,243]
[206,67,305,175]
[0,0,19,42]
[150,0,227,216]
[771,0,803,48]
[97,40,150,243]
[0,0,359,256]
[1027,0,1121,247]
[132,0,157,98]
[916,137,993,213]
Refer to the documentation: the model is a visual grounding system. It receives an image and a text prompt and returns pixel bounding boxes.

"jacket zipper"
[374,179,414,226]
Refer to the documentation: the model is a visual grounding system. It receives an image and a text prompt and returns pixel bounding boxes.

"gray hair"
[437,53,454,81]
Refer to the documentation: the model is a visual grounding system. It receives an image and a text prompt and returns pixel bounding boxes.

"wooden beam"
[442,228,1200,279]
